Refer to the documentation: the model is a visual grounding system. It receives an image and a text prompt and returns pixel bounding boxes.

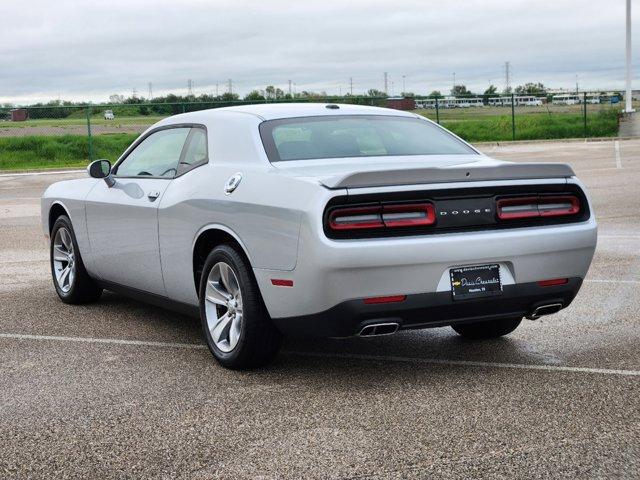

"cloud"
[0,0,637,103]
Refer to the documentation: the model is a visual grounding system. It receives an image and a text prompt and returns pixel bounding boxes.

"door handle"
[147,191,160,201]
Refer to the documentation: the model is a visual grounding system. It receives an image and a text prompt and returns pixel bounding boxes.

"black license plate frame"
[450,264,502,301]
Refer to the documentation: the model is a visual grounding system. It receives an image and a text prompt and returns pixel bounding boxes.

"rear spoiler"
[320,162,576,189]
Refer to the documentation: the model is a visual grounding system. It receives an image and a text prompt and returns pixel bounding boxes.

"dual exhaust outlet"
[359,322,399,337]
[358,302,563,337]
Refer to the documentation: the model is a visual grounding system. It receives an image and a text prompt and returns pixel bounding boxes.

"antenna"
[147,82,153,100]
[215,82,219,97]
[187,79,193,97]
[228,79,233,95]
[288,79,292,97]
[504,61,511,92]
[383,72,388,95]
[349,77,353,95]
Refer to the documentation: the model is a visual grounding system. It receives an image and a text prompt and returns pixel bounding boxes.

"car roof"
[164,102,418,122]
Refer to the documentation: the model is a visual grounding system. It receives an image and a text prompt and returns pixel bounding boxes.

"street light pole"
[625,0,635,112]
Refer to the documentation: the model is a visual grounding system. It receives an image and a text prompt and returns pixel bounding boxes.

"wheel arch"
[192,225,253,298]
[48,201,71,233]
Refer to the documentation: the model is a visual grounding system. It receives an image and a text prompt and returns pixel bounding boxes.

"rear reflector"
[363,295,407,304]
[329,203,435,231]
[537,278,569,287]
[497,195,580,220]
[271,279,293,287]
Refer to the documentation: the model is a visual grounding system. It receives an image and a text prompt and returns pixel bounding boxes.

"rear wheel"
[50,215,102,304]
[451,317,522,339]
[199,244,282,369]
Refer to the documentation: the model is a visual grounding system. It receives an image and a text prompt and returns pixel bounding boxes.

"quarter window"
[116,127,190,178]
[178,127,208,175]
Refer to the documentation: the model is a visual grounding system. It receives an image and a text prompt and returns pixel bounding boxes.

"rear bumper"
[272,278,582,338]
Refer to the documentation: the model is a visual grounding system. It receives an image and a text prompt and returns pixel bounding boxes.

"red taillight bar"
[382,203,436,227]
[497,195,580,220]
[329,203,436,231]
[328,206,384,230]
[537,278,569,287]
[363,295,407,304]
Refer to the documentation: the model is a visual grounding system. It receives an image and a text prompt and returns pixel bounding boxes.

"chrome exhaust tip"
[527,303,563,320]
[359,322,400,337]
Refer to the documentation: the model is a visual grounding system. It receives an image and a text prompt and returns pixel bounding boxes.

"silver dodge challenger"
[41,103,597,369]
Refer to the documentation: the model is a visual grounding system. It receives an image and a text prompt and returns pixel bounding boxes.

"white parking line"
[585,279,640,285]
[0,333,207,350]
[285,351,640,377]
[614,140,622,169]
[0,169,84,178]
[1,332,639,377]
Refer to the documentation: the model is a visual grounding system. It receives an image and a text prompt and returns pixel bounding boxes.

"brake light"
[538,278,569,287]
[497,195,580,220]
[329,203,435,231]
[363,295,407,304]
[382,203,436,227]
[329,206,384,230]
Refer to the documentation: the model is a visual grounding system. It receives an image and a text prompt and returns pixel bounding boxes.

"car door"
[85,126,191,295]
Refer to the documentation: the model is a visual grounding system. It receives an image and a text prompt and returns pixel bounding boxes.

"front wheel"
[199,244,282,369]
[451,317,522,340]
[50,215,102,304]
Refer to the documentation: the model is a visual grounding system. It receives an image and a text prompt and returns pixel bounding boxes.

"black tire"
[50,215,102,304]
[199,244,282,369]
[451,317,522,340]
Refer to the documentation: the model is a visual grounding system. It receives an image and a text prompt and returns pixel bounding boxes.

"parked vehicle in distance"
[41,103,597,369]
[552,94,580,105]
[515,96,543,106]
[104,110,115,120]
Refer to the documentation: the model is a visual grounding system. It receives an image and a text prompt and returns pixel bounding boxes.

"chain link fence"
[0,93,629,171]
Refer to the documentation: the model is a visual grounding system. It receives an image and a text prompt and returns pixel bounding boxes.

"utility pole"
[187,79,193,97]
[402,75,406,96]
[452,72,456,92]
[349,77,353,95]
[215,82,219,98]
[575,74,579,94]
[384,72,388,95]
[132,87,138,99]
[147,82,153,100]
[625,0,635,112]
[288,79,292,97]
[504,61,511,93]
[228,79,233,95]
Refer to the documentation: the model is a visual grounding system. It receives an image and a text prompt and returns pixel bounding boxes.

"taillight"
[328,203,435,231]
[329,206,384,230]
[497,195,580,220]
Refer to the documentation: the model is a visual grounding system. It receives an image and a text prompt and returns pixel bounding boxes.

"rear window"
[259,115,476,162]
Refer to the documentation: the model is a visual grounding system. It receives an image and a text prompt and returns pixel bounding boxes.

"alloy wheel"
[53,227,75,293]
[204,262,243,353]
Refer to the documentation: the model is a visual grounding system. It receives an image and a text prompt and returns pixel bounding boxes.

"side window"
[115,127,190,178]
[177,127,208,176]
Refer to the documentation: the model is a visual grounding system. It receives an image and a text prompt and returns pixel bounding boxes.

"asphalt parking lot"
[1,139,639,479]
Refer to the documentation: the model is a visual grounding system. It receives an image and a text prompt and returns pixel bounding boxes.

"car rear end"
[261,167,596,338]
[250,108,597,337]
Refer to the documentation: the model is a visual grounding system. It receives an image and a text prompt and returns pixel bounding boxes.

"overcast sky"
[1,0,637,104]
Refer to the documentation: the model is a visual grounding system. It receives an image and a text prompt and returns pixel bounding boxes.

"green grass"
[418,109,620,142]
[0,109,621,171]
[0,134,138,170]
[0,116,163,128]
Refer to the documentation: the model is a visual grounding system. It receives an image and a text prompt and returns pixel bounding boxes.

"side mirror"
[87,159,115,187]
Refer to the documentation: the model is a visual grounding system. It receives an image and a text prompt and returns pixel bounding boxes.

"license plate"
[450,264,502,300]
